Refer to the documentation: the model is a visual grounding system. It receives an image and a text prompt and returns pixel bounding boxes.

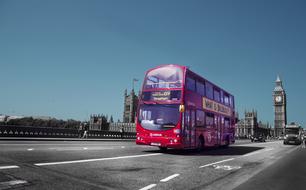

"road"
[0,139,304,190]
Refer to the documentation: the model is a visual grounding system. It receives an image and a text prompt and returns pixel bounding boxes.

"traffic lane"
[1,141,285,190]
[7,152,236,189]
[0,141,158,165]
[146,142,297,190]
[3,145,276,190]
[0,140,264,166]
[234,145,306,190]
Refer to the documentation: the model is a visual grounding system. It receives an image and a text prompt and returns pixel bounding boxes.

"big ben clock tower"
[273,76,287,137]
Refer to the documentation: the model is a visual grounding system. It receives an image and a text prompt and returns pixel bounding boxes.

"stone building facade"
[89,114,109,131]
[236,110,271,138]
[273,76,287,137]
[123,89,138,123]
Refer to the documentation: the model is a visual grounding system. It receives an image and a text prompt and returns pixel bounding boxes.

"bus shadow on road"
[144,146,264,156]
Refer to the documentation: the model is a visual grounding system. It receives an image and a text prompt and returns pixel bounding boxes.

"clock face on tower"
[275,96,282,103]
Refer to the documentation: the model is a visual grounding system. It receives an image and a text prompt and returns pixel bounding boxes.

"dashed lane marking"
[213,165,241,171]
[27,148,34,151]
[139,184,157,190]
[0,180,27,186]
[34,153,162,166]
[0,165,20,170]
[199,158,235,168]
[160,174,180,182]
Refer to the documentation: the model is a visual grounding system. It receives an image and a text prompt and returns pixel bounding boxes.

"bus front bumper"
[136,137,184,149]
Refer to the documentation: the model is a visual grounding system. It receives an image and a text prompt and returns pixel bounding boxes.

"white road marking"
[160,174,180,182]
[139,184,157,190]
[83,147,88,150]
[213,165,241,171]
[27,148,34,151]
[0,180,27,186]
[242,148,274,157]
[0,165,20,170]
[121,146,125,148]
[199,158,235,168]
[35,153,162,166]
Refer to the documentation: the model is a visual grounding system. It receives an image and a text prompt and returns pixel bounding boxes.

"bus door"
[190,110,196,147]
[183,109,191,148]
[215,115,221,145]
[183,109,196,148]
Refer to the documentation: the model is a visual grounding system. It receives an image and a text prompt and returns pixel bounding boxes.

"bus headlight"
[173,129,181,134]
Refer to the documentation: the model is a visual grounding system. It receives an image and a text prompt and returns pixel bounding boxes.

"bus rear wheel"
[159,147,168,152]
[223,137,230,148]
[197,136,204,152]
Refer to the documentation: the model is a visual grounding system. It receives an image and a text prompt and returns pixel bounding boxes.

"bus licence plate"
[151,142,161,146]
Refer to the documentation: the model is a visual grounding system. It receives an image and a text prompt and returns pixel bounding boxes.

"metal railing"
[0,125,136,139]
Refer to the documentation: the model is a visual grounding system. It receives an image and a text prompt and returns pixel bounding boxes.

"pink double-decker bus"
[136,64,236,151]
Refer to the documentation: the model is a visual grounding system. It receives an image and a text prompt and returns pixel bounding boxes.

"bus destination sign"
[151,91,171,101]
[202,97,231,117]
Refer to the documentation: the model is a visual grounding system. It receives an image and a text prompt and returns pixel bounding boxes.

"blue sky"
[0,0,305,127]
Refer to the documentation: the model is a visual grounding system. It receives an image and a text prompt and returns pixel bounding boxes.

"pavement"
[0,137,135,141]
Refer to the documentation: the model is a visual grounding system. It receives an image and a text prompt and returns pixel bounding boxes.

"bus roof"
[144,64,234,97]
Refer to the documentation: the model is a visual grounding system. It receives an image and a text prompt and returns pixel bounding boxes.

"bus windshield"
[285,129,299,135]
[138,104,180,131]
[144,66,183,89]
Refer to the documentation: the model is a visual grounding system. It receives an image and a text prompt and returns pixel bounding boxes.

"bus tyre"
[197,137,204,152]
[159,147,167,152]
[223,137,230,148]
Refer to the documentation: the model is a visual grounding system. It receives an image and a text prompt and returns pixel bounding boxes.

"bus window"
[205,112,214,127]
[196,110,205,127]
[224,118,230,128]
[205,82,213,99]
[220,91,224,103]
[144,66,183,89]
[214,88,220,102]
[196,81,205,96]
[224,93,230,106]
[229,96,235,109]
[187,77,196,91]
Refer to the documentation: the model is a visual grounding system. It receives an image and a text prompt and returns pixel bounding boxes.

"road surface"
[0,139,304,190]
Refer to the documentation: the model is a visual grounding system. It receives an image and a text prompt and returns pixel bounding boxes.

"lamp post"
[132,78,139,91]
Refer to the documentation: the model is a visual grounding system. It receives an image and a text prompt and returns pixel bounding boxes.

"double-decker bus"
[136,64,236,151]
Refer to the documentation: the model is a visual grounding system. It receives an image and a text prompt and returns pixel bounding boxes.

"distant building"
[0,115,8,122]
[89,114,102,131]
[236,110,271,138]
[273,75,287,137]
[32,116,52,120]
[123,89,138,123]
[236,110,257,138]
[6,115,25,122]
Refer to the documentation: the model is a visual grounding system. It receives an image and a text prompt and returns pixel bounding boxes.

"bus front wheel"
[159,147,168,152]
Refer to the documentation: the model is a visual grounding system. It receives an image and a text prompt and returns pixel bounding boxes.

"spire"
[276,75,281,83]
[274,75,284,92]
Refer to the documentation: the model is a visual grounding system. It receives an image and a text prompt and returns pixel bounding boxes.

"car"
[251,135,266,142]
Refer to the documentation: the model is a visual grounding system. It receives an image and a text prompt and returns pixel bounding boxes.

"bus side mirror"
[179,105,185,113]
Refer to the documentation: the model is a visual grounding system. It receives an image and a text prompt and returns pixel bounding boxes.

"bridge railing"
[0,125,136,139]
